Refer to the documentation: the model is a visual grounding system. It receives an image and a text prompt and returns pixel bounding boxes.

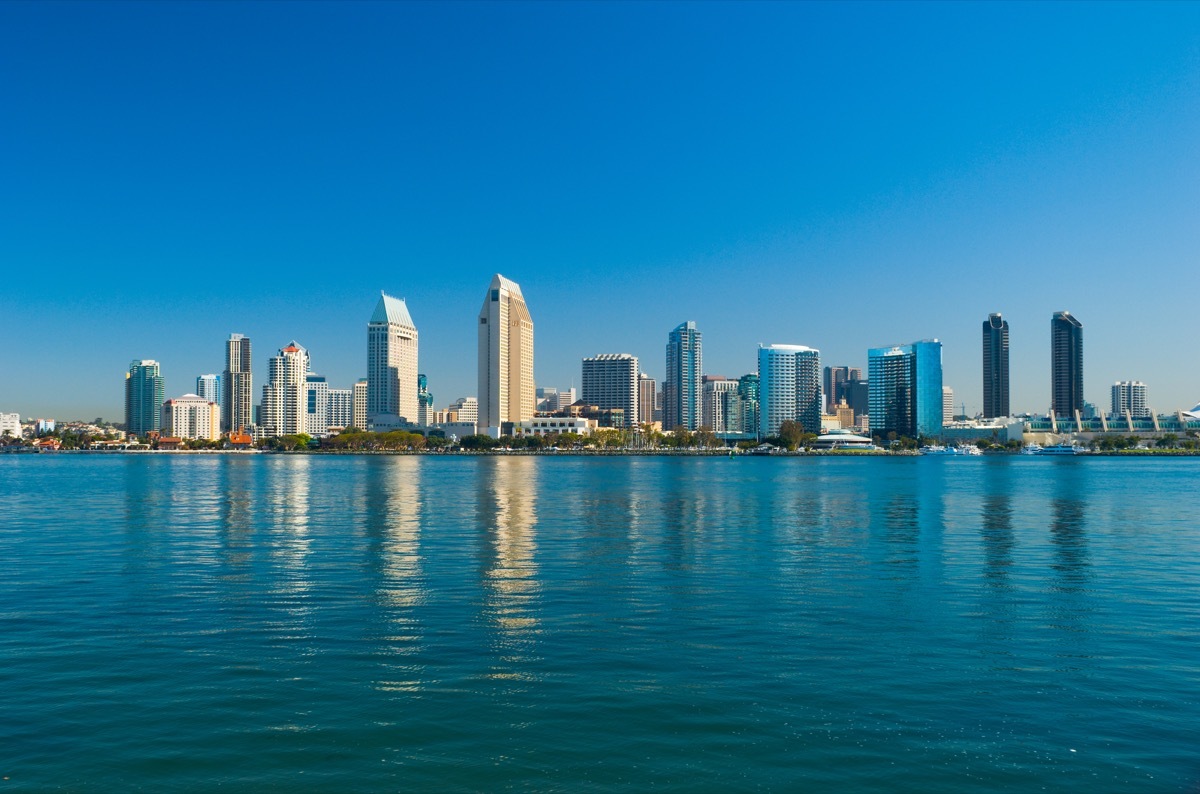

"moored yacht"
[1036,443,1084,456]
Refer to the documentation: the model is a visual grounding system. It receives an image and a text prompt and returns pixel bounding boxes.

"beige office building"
[162,394,221,441]
[352,379,368,430]
[477,274,534,435]
[638,374,657,425]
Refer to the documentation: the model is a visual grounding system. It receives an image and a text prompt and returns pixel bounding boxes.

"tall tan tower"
[478,274,534,435]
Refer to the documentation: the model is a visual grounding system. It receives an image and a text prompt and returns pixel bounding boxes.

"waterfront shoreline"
[7,447,1200,457]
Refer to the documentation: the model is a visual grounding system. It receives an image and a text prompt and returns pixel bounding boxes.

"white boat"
[920,445,958,455]
[1021,444,1042,455]
[1036,443,1084,456]
[921,444,983,456]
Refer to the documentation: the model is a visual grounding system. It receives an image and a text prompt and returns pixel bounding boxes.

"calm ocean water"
[1,454,1198,792]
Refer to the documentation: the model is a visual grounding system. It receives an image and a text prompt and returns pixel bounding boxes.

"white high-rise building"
[260,342,310,437]
[328,388,352,430]
[368,292,419,424]
[306,374,331,436]
[162,394,220,441]
[196,374,221,412]
[1111,381,1149,418]
[702,376,740,432]
[942,386,955,424]
[478,274,534,435]
[556,388,576,411]
[758,344,821,436]
[581,354,639,428]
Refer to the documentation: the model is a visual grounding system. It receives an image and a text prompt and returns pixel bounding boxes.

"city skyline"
[3,3,1199,418]
[8,296,1199,425]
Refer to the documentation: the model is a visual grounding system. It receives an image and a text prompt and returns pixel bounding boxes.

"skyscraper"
[352,379,368,430]
[638,374,657,425]
[701,376,742,433]
[478,274,534,435]
[260,342,309,437]
[581,354,639,428]
[823,366,863,413]
[758,345,822,436]
[417,374,434,427]
[196,374,221,412]
[664,321,702,431]
[867,340,943,438]
[942,386,955,424]
[328,388,353,431]
[125,360,164,436]
[223,334,252,433]
[1111,381,1149,418]
[982,313,1010,418]
[1051,311,1084,418]
[305,374,330,436]
[368,292,419,423]
[738,373,760,436]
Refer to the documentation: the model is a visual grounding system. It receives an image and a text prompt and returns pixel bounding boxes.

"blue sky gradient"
[2,1,1198,419]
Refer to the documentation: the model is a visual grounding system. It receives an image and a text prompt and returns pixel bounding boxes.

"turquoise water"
[2,455,1198,792]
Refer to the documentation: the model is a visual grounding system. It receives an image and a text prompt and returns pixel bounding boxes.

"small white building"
[0,412,20,439]
[514,417,595,437]
[431,421,479,441]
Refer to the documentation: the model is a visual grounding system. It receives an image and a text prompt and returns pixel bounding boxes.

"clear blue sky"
[2,1,1198,420]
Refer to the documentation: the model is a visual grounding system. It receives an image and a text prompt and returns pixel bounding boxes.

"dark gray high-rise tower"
[222,333,252,433]
[982,313,1009,418]
[1051,311,1083,418]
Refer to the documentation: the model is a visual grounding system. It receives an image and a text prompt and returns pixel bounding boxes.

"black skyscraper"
[1051,311,1083,417]
[982,313,1009,418]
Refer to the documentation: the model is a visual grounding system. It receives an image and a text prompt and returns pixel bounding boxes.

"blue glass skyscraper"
[867,340,943,438]
[664,321,702,431]
[125,359,164,436]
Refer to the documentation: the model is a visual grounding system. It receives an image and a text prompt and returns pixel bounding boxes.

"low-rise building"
[940,418,1024,444]
[0,412,20,439]
[431,421,478,441]
[514,417,596,437]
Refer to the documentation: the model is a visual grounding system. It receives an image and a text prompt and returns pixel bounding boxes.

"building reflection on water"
[1049,463,1090,589]
[478,458,541,678]
[216,457,257,579]
[374,457,424,610]
[979,462,1016,591]
[363,457,426,693]
[263,456,313,608]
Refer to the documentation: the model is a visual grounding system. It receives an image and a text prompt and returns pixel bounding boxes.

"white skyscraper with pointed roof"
[478,274,534,435]
[367,292,419,424]
[261,341,310,437]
